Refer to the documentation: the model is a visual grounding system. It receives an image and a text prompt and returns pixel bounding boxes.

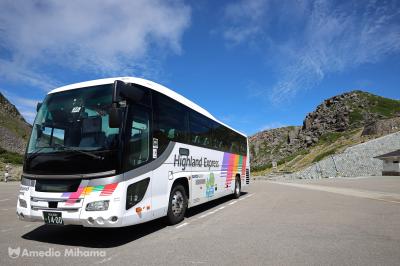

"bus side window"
[153,92,188,155]
[189,111,212,149]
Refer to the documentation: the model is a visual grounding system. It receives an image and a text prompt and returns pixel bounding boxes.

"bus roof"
[48,77,247,138]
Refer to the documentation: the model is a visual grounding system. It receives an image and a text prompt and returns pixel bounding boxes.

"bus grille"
[35,179,81,192]
[246,169,250,184]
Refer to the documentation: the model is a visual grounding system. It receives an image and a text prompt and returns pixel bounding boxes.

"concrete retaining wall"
[283,132,400,179]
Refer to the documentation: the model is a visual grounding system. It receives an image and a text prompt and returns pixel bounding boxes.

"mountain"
[0,92,32,164]
[250,90,400,174]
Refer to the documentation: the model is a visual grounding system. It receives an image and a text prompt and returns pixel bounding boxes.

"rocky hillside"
[0,92,32,157]
[250,90,400,173]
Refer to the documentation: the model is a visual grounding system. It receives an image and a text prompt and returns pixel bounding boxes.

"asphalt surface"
[1,176,400,265]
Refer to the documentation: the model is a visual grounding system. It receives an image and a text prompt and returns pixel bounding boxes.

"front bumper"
[16,194,124,227]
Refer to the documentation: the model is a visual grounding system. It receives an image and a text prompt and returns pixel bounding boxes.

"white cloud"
[221,0,268,45]
[269,0,400,103]
[0,59,59,91]
[220,0,400,103]
[20,111,37,124]
[0,0,191,86]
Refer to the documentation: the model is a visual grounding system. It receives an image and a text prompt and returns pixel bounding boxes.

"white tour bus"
[17,77,250,227]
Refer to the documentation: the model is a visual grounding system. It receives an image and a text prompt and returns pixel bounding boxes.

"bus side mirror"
[36,102,42,112]
[112,80,145,103]
[109,79,146,128]
[109,104,121,128]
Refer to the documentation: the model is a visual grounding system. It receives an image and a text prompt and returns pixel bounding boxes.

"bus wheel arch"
[166,177,189,225]
[172,177,189,199]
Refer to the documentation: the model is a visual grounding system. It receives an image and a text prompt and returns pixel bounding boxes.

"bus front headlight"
[86,200,109,211]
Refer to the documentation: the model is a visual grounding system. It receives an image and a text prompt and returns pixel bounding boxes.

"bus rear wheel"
[166,184,188,225]
[233,177,241,199]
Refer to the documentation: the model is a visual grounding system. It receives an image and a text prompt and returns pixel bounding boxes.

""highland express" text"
[174,155,219,170]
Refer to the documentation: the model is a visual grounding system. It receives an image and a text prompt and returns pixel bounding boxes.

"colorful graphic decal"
[206,173,215,197]
[221,153,247,187]
[62,183,118,205]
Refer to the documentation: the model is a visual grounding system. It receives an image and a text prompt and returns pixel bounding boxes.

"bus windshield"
[25,84,121,175]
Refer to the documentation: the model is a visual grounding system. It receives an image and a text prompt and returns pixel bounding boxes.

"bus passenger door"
[124,105,153,218]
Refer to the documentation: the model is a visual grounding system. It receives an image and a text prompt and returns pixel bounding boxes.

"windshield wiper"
[53,143,104,160]
[27,146,52,162]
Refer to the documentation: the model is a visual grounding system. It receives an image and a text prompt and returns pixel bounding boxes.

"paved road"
[1,177,400,265]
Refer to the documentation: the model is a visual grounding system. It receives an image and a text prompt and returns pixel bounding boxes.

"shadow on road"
[21,192,246,248]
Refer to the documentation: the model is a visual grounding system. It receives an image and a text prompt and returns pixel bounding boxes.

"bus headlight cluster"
[86,200,109,211]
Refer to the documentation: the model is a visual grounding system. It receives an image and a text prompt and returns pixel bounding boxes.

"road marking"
[24,224,33,228]
[0,198,10,202]
[95,252,119,264]
[196,193,255,220]
[271,182,400,204]
[199,212,212,219]
[175,222,188,229]
[198,214,208,219]
[96,257,112,264]
[1,228,12,233]
[1,208,9,211]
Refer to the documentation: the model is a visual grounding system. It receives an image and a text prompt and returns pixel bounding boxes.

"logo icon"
[8,247,20,259]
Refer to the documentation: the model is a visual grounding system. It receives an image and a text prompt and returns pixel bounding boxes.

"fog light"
[86,200,109,211]
[110,216,118,222]
[19,198,27,208]
[88,217,94,224]
[96,217,104,224]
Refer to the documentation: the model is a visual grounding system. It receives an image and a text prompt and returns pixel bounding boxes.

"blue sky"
[0,0,399,135]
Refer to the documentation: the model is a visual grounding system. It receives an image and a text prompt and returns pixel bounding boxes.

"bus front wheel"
[166,184,188,225]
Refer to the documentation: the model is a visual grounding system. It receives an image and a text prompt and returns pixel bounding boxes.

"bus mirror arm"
[109,103,121,128]
[109,80,126,128]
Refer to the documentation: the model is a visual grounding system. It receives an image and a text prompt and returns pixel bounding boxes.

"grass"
[251,149,308,174]
[319,132,343,144]
[312,148,337,163]
[363,93,400,117]
[0,112,31,140]
[0,147,24,164]
[349,109,363,124]
[250,163,272,173]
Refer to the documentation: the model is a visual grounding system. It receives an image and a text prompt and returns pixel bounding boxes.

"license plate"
[43,212,64,225]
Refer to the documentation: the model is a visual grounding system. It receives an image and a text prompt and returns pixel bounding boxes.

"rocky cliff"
[0,92,32,155]
[250,90,400,172]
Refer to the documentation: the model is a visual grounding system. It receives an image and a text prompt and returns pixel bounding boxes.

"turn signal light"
[136,207,142,213]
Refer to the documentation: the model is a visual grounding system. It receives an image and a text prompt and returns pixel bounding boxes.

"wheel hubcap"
[171,191,184,216]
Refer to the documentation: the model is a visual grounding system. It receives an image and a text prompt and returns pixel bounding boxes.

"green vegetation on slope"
[312,148,337,163]
[0,147,24,164]
[349,91,400,125]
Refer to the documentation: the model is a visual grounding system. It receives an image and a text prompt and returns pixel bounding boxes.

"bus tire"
[233,177,241,199]
[166,184,188,225]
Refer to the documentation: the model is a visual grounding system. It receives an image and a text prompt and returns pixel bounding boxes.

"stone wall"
[283,131,400,179]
